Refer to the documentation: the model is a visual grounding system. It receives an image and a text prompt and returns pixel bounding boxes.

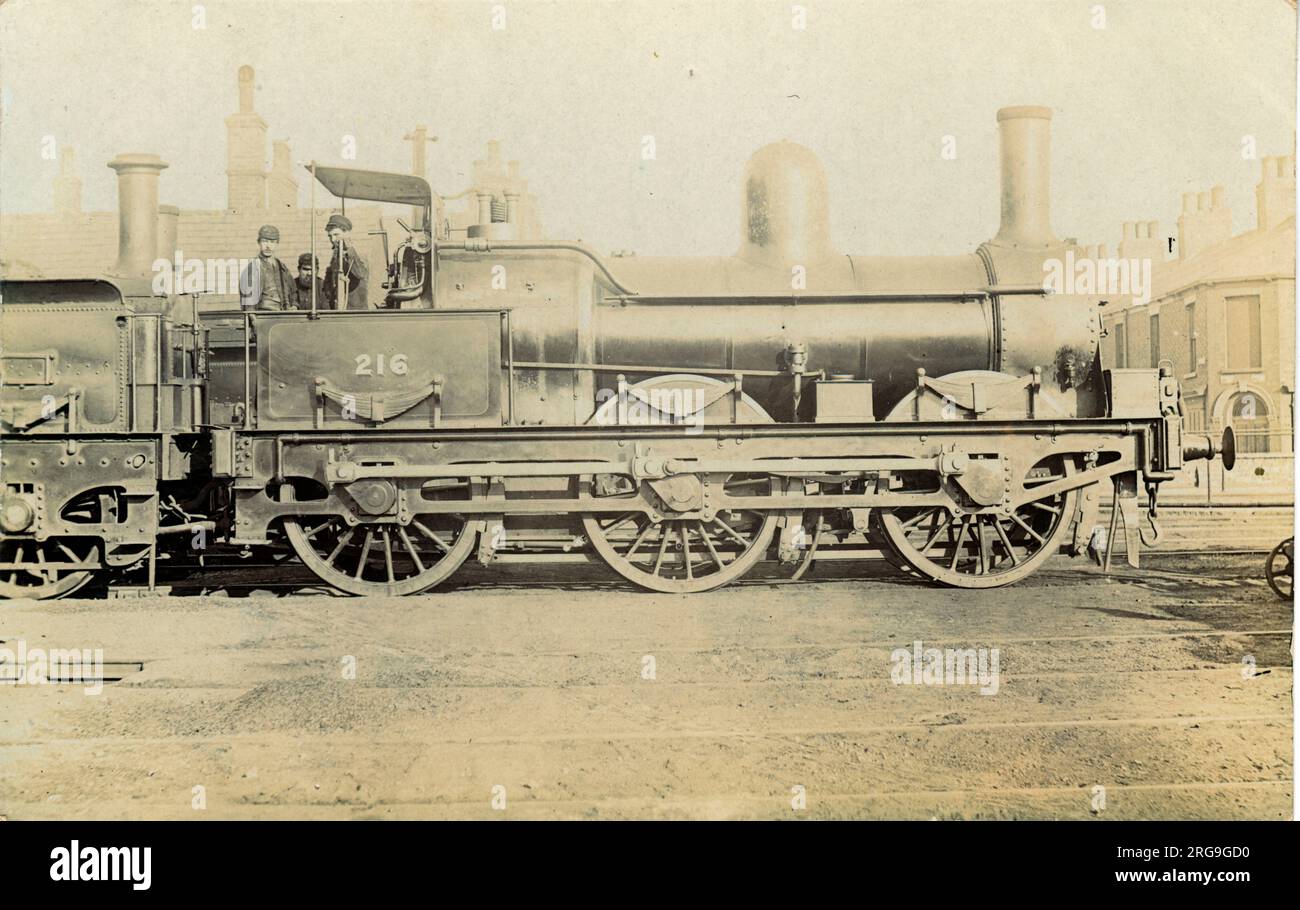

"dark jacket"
[293,276,328,310]
[322,244,369,310]
[239,256,296,310]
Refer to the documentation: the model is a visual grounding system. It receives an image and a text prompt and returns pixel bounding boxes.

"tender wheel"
[283,479,483,596]
[0,537,98,600]
[1266,537,1292,601]
[877,454,1078,588]
[582,473,781,593]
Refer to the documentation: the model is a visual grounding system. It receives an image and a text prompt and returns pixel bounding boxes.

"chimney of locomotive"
[738,140,837,268]
[993,106,1058,248]
[107,153,169,278]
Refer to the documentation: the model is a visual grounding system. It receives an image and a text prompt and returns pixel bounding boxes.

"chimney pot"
[993,105,1057,247]
[108,153,169,278]
[238,65,255,113]
[1211,185,1226,208]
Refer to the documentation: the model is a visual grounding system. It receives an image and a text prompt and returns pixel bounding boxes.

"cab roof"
[309,164,432,208]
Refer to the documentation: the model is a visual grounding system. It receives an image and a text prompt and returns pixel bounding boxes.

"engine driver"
[321,214,369,310]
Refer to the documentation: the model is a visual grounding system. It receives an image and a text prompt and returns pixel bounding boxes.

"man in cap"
[293,252,326,310]
[321,214,369,310]
[239,225,295,311]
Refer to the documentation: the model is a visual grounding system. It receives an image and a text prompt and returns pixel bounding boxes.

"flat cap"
[257,224,280,241]
[298,252,318,268]
[326,214,352,232]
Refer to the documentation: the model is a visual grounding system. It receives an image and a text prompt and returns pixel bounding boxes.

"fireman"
[239,224,295,310]
[294,252,326,310]
[321,214,369,310]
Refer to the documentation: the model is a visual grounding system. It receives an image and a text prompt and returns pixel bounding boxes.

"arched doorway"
[1230,391,1273,453]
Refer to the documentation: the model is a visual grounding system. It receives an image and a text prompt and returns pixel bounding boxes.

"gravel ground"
[0,553,1292,820]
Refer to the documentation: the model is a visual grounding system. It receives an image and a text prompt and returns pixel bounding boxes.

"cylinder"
[994,106,1057,248]
[476,192,493,225]
[108,153,169,278]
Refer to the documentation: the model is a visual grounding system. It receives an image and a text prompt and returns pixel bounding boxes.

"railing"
[1230,429,1294,455]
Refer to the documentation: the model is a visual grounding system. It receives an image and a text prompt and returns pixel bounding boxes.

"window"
[1113,321,1127,368]
[1225,295,1262,369]
[1186,301,1197,373]
[1231,391,1272,453]
[1149,313,1160,367]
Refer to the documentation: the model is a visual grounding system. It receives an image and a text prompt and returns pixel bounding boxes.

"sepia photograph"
[0,0,1295,888]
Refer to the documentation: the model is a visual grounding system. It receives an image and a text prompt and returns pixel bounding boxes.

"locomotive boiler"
[0,106,1233,598]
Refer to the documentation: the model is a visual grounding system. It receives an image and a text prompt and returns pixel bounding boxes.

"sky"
[0,0,1295,257]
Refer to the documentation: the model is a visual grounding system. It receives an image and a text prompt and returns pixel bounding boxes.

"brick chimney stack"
[53,147,83,215]
[1256,153,1296,232]
[1177,185,1231,260]
[1118,220,1163,262]
[268,139,298,209]
[225,65,268,211]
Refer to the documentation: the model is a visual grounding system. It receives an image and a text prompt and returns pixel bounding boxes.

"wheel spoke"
[1008,511,1047,545]
[325,528,355,566]
[625,520,656,557]
[602,512,637,535]
[949,517,968,570]
[397,526,425,573]
[302,519,339,542]
[680,524,693,580]
[355,530,374,579]
[411,519,451,552]
[652,524,671,576]
[919,512,953,555]
[382,530,396,583]
[992,518,1020,566]
[33,548,53,584]
[972,519,988,575]
[712,515,750,548]
[899,509,934,532]
[696,521,725,568]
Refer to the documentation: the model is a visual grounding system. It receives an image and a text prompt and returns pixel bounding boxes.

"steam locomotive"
[0,106,1233,599]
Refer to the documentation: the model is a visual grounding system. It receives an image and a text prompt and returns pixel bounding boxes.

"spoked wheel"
[877,454,1079,588]
[283,479,483,596]
[284,513,481,597]
[0,537,99,600]
[1266,537,1293,601]
[582,473,782,593]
